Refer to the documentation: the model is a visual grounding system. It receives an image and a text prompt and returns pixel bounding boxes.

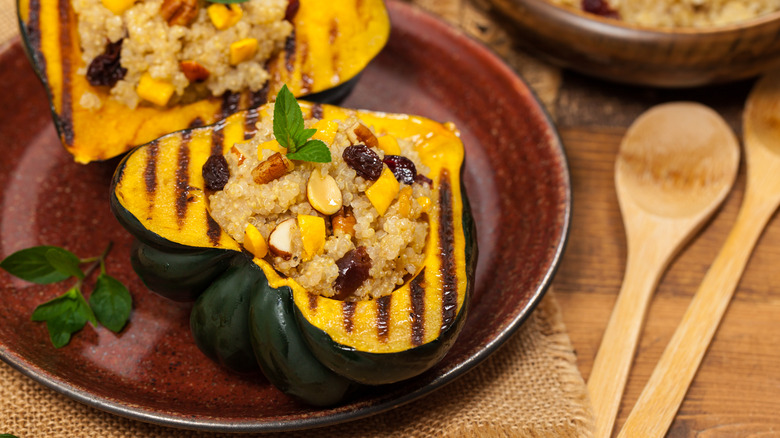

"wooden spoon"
[618,73,780,437]
[588,102,739,438]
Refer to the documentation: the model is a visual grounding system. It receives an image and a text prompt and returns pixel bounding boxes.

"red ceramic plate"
[0,1,570,432]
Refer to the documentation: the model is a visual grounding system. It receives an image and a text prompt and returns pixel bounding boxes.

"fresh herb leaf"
[286,139,331,163]
[32,287,96,348]
[45,247,85,279]
[272,85,332,162]
[0,433,20,437]
[0,246,76,284]
[90,273,132,333]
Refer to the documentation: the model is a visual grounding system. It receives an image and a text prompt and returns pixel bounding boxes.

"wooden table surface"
[550,73,780,436]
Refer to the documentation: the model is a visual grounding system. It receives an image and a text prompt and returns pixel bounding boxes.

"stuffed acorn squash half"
[17,0,389,163]
[110,95,476,406]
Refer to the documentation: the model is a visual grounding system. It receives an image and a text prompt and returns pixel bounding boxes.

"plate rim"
[0,0,571,432]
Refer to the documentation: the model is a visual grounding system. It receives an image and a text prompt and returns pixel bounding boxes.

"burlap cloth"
[0,0,594,435]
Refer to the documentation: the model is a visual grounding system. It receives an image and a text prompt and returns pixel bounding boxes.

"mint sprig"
[273,85,331,163]
[1,243,132,348]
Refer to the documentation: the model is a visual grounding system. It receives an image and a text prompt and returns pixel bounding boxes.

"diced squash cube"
[101,0,134,15]
[416,196,431,213]
[230,38,258,65]
[312,120,338,145]
[207,3,243,30]
[258,139,285,155]
[398,186,413,217]
[244,223,268,258]
[136,73,175,107]
[377,135,401,156]
[365,167,400,216]
[297,214,326,261]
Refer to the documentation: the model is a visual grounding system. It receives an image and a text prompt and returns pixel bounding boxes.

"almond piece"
[268,218,296,259]
[180,60,210,82]
[252,152,289,185]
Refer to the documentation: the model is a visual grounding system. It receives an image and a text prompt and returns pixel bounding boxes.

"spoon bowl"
[588,102,740,438]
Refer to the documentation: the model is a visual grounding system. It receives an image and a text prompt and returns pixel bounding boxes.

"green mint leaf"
[45,247,84,279]
[31,288,94,348]
[0,434,20,438]
[286,139,332,163]
[293,128,318,147]
[0,246,75,284]
[90,273,132,333]
[273,85,304,152]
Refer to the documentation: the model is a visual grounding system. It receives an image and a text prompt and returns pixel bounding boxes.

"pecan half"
[180,60,210,82]
[160,0,199,26]
[252,153,290,185]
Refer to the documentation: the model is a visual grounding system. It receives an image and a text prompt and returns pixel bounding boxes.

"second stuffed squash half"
[110,99,476,406]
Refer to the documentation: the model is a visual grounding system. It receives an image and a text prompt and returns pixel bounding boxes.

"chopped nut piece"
[160,0,199,26]
[180,60,210,82]
[252,152,290,185]
[353,123,379,148]
[269,218,296,259]
[307,169,343,215]
[331,207,356,236]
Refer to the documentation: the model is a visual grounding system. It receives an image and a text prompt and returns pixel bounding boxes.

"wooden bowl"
[488,0,780,87]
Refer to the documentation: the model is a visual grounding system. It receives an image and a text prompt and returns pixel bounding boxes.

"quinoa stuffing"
[73,0,293,109]
[553,0,780,28]
[207,104,436,301]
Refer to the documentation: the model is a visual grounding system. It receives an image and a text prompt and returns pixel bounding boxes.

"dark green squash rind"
[248,276,356,406]
[190,254,263,374]
[130,239,234,302]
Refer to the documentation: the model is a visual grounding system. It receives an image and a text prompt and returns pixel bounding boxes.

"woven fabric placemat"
[0,0,593,436]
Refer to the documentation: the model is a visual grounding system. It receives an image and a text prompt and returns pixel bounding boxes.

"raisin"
[582,0,620,18]
[86,39,127,87]
[415,174,433,186]
[343,145,383,181]
[333,246,372,299]
[383,155,417,185]
[203,155,230,191]
[284,0,300,22]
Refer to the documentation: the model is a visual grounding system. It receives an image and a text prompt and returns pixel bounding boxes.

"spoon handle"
[618,190,778,437]
[588,248,668,438]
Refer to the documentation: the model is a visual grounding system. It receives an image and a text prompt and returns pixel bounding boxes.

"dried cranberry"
[582,0,619,18]
[334,246,372,298]
[86,39,127,87]
[343,145,383,181]
[202,154,230,191]
[383,155,417,184]
[415,174,433,186]
[284,0,300,21]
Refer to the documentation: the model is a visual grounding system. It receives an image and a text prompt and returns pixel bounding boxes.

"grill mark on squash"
[343,301,357,333]
[376,294,391,342]
[58,0,74,145]
[311,103,323,120]
[175,132,192,226]
[26,0,46,82]
[220,91,241,119]
[284,29,296,72]
[144,141,159,196]
[410,270,426,346]
[438,170,458,332]
[206,214,221,246]
[211,119,225,156]
[308,293,318,313]
[244,86,268,140]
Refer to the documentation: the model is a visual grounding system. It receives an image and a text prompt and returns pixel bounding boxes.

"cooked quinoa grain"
[209,108,435,300]
[73,0,292,109]
[552,0,780,27]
